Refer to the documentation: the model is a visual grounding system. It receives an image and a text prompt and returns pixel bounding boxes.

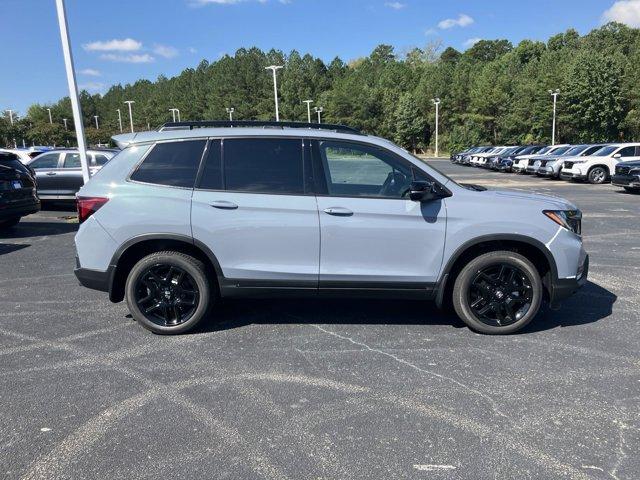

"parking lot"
[1,158,639,479]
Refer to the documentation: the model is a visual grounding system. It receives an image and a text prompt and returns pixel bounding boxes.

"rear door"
[312,139,446,290]
[29,152,62,197]
[191,137,320,289]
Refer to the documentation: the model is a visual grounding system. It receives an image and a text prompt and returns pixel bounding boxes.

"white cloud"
[384,2,406,9]
[188,47,198,54]
[602,0,640,27]
[438,13,474,29]
[79,68,101,76]
[153,44,179,58]
[100,53,155,63]
[463,37,482,48]
[82,38,142,52]
[78,82,105,92]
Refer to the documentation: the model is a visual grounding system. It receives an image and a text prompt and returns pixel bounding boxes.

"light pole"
[265,65,283,121]
[549,89,560,146]
[124,100,135,133]
[94,115,99,129]
[303,100,313,123]
[7,109,14,125]
[226,107,235,121]
[314,106,323,123]
[431,97,441,157]
[46,108,53,124]
[116,109,123,132]
[63,118,68,130]
[55,0,91,184]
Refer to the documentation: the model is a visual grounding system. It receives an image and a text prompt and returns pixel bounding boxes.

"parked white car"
[470,146,509,167]
[0,147,49,164]
[512,145,569,173]
[559,143,640,184]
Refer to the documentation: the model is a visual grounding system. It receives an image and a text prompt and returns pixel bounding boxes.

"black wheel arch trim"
[435,233,560,308]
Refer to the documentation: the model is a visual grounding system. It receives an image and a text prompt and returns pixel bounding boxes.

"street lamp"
[63,118,68,130]
[302,100,313,123]
[226,107,235,121]
[7,109,14,126]
[549,89,560,146]
[314,106,323,123]
[94,115,99,129]
[431,97,441,157]
[116,109,123,132]
[46,108,53,124]
[124,100,135,133]
[265,65,283,121]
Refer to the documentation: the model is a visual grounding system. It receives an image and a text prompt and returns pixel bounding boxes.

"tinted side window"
[224,138,303,194]
[94,154,110,166]
[130,140,206,188]
[198,140,222,190]
[30,153,60,169]
[63,153,81,168]
[618,146,636,157]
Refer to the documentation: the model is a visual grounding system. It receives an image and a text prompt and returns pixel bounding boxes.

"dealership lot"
[1,159,639,479]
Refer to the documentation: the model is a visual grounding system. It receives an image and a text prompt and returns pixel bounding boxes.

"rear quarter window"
[130,140,206,188]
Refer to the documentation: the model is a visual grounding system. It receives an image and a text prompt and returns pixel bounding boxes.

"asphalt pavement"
[1,159,638,479]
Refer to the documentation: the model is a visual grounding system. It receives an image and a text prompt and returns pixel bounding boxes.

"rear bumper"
[74,256,112,293]
[612,174,640,188]
[549,255,589,304]
[0,199,40,221]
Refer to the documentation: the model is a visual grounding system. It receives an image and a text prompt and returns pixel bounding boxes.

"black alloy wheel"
[467,264,533,327]
[134,264,200,327]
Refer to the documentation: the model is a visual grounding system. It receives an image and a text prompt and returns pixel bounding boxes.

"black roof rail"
[159,120,363,135]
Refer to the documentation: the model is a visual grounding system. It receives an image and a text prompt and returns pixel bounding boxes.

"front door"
[312,139,447,289]
[29,152,62,198]
[191,138,320,289]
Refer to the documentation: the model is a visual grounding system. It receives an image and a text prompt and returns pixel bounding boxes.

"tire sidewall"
[125,253,211,334]
[453,252,543,335]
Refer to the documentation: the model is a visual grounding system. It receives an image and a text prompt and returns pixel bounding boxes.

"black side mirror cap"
[409,180,436,201]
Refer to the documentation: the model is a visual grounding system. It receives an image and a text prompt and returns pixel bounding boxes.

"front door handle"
[210,200,238,210]
[46,172,57,176]
[323,207,353,217]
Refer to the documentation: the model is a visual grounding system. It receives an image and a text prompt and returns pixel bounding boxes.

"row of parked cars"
[0,146,117,230]
[450,143,640,192]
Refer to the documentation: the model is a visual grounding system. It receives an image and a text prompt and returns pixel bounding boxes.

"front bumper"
[560,170,586,181]
[536,166,557,177]
[549,255,589,305]
[0,199,40,221]
[612,174,640,188]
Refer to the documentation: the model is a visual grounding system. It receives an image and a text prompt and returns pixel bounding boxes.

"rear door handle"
[210,200,238,210]
[46,172,57,176]
[323,207,353,217]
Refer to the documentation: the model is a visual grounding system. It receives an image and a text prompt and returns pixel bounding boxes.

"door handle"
[46,172,57,176]
[210,200,238,210]
[323,207,353,217]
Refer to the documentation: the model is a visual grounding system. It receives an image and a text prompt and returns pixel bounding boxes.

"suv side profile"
[74,122,588,335]
[560,143,640,184]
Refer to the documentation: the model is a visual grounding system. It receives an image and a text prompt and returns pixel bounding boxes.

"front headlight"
[543,210,582,235]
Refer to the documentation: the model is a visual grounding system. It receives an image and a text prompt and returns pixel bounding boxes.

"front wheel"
[125,251,212,334]
[452,251,543,334]
[587,166,608,184]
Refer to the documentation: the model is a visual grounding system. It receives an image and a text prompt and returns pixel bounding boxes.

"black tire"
[125,251,212,334]
[452,251,543,335]
[587,166,608,184]
[0,217,20,230]
[624,186,640,194]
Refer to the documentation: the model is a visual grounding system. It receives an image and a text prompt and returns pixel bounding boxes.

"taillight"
[76,196,109,224]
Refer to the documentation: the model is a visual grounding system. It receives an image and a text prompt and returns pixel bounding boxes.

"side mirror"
[613,153,622,158]
[409,180,437,201]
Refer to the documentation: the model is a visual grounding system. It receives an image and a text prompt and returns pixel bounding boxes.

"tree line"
[2,22,640,154]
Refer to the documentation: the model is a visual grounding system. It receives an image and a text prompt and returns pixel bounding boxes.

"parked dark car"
[491,145,545,172]
[27,149,118,201]
[612,160,640,193]
[0,152,40,230]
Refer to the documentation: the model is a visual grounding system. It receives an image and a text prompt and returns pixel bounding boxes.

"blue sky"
[1,0,635,115]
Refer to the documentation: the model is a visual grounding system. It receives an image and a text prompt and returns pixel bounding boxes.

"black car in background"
[490,145,545,172]
[0,152,40,230]
[612,160,640,193]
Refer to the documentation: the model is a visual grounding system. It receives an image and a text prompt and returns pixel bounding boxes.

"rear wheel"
[125,251,212,334]
[452,251,543,334]
[587,166,608,184]
[0,217,20,230]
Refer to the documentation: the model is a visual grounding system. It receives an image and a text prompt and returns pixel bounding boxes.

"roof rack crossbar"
[159,120,362,135]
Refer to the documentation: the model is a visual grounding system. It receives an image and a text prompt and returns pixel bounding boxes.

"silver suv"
[74,121,588,335]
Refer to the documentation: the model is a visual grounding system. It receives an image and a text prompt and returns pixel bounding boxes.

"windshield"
[592,146,617,156]
[563,145,587,156]
[549,146,571,155]
[535,146,552,155]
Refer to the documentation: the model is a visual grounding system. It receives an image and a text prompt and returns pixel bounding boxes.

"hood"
[475,188,577,210]
[617,159,640,168]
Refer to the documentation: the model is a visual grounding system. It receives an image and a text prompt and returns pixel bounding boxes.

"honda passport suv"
[74,121,588,335]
